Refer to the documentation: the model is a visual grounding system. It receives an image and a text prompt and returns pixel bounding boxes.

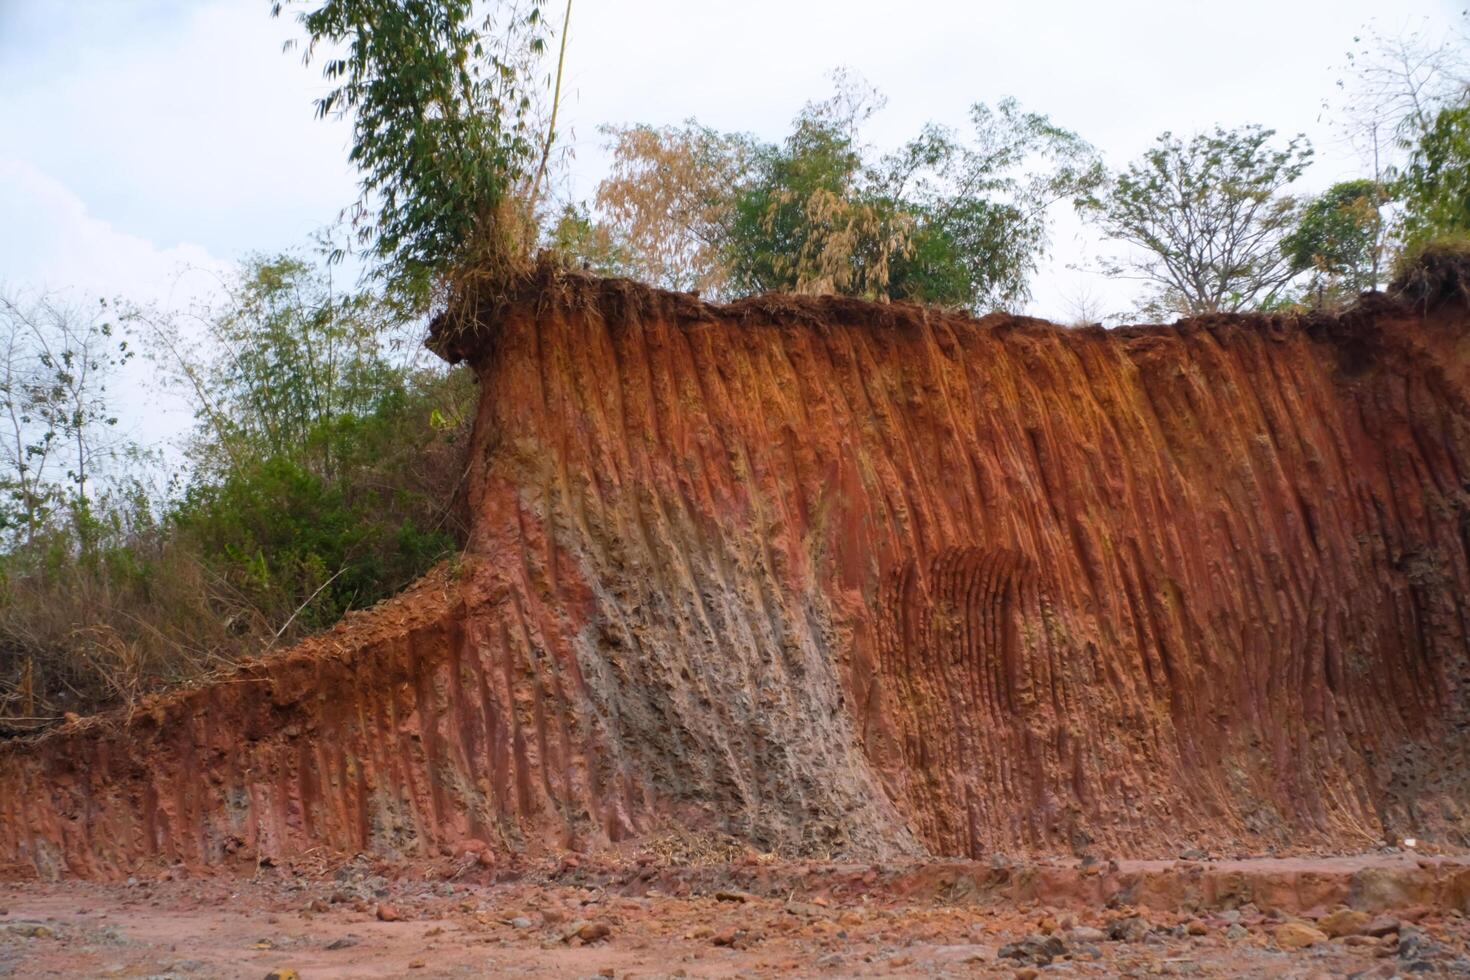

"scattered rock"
[325,935,360,950]
[10,923,55,939]
[711,928,755,949]
[1362,915,1401,938]
[1318,908,1370,938]
[998,934,1066,966]
[1107,916,1150,943]
[1066,925,1107,944]
[571,921,612,945]
[1274,921,1328,949]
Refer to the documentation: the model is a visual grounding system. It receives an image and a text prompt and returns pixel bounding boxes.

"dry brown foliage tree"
[595,122,755,296]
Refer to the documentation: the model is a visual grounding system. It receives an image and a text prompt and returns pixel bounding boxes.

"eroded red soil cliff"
[3,277,1468,878]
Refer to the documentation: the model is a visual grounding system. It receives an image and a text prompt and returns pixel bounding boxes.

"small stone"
[1275,921,1328,950]
[1108,916,1150,943]
[1225,924,1248,941]
[376,903,404,922]
[1066,926,1107,944]
[1362,916,1401,938]
[1186,919,1207,936]
[1318,908,1371,938]
[264,972,299,980]
[306,898,329,913]
[998,934,1066,966]
[326,935,360,950]
[1014,970,1040,980]
[574,921,612,944]
[408,960,425,969]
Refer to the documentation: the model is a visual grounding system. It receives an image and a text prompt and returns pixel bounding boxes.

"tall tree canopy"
[1282,179,1389,301]
[1079,125,1313,316]
[271,0,556,309]
[591,75,1100,311]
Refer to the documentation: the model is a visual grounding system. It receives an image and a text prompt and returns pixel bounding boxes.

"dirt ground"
[3,849,1470,978]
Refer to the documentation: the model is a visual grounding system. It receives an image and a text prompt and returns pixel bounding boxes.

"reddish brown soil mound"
[3,276,1469,879]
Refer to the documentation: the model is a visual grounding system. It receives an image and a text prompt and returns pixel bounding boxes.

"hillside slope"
[3,276,1468,878]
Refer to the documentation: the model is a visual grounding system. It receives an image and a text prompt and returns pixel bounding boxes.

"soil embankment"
[3,275,1469,879]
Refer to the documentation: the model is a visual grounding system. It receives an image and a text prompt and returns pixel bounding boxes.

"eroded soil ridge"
[3,276,1469,878]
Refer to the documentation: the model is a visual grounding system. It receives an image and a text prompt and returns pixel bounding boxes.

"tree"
[1282,179,1389,302]
[596,122,755,295]
[1399,102,1470,241]
[720,75,1099,310]
[725,77,908,301]
[0,292,133,550]
[162,255,401,483]
[1079,126,1313,316]
[1333,21,1470,165]
[877,100,1101,309]
[271,0,559,309]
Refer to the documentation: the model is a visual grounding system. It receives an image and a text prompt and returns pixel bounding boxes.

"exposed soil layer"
[3,852,1470,977]
[3,275,1470,879]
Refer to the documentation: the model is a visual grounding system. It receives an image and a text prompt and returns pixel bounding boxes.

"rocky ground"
[3,846,1469,978]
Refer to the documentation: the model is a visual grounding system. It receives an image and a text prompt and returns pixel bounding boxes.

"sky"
[2,0,1465,325]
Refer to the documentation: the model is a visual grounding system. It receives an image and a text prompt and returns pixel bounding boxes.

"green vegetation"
[590,75,1101,312]
[1282,179,1389,302]
[270,0,561,310]
[1399,103,1470,242]
[1078,126,1313,317]
[0,256,472,730]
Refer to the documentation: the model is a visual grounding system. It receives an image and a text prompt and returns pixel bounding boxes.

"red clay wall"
[3,278,1467,878]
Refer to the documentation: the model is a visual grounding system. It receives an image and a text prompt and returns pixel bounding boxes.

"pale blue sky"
[1,0,1464,318]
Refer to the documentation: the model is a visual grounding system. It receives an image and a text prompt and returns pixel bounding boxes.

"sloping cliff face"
[3,278,1469,878]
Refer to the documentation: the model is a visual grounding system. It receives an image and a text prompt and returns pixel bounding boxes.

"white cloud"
[0,157,227,308]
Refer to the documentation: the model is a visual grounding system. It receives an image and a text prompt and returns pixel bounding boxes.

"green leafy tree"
[1282,179,1389,302]
[1399,102,1470,241]
[1079,125,1313,316]
[722,76,1099,310]
[271,0,557,309]
[878,100,1102,308]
